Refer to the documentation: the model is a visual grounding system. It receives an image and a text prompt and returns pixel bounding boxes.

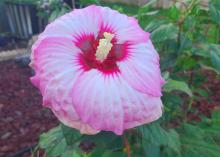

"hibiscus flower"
[30,5,165,135]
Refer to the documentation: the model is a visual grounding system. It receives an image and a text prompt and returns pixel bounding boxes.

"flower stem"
[123,134,131,157]
[177,0,199,47]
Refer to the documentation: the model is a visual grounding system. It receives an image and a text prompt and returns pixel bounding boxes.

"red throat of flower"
[75,31,129,74]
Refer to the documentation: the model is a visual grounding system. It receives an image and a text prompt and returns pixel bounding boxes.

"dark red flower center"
[74,32,129,74]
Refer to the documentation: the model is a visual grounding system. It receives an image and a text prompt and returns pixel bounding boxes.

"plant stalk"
[123,134,131,157]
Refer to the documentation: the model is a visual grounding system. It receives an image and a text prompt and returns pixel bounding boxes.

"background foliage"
[34,0,220,157]
[37,0,71,22]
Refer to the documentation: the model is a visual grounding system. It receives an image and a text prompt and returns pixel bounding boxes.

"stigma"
[95,32,114,62]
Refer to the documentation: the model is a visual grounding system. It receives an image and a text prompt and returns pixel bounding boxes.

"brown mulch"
[203,71,220,105]
[188,70,220,121]
[0,60,58,157]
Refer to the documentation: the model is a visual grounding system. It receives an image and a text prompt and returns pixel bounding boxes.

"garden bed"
[190,70,220,121]
[0,60,58,157]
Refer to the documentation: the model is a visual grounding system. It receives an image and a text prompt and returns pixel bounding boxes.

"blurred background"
[0,0,220,157]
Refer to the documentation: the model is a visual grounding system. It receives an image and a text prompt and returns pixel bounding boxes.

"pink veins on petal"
[30,5,165,135]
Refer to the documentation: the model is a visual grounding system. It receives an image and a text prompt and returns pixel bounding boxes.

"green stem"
[177,23,183,48]
[177,0,199,49]
[216,25,220,44]
[188,69,194,86]
[123,134,131,157]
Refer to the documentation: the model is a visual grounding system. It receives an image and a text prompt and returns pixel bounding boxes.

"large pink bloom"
[30,5,165,135]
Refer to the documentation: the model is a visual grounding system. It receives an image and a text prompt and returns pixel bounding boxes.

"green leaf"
[179,123,220,157]
[61,124,81,146]
[39,125,62,148]
[150,23,178,43]
[90,149,126,157]
[210,44,220,73]
[39,125,67,157]
[162,93,183,113]
[61,150,81,157]
[90,149,106,157]
[192,44,210,58]
[139,123,181,155]
[175,56,197,70]
[209,0,220,25]
[163,79,193,96]
[82,131,123,149]
[194,88,209,98]
[181,137,220,157]
[167,5,180,21]
[137,0,158,19]
[61,150,73,157]
[49,10,59,22]
[144,20,168,32]
[49,139,67,157]
[141,0,158,8]
[212,109,220,125]
[79,0,100,5]
[102,151,126,157]
[162,71,170,81]
[142,141,160,157]
[200,109,220,139]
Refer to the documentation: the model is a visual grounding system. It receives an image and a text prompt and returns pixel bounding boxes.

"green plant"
[34,0,220,157]
[37,0,71,22]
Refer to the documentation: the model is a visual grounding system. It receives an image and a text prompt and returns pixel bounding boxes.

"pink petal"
[99,6,150,44]
[117,40,164,97]
[31,37,82,93]
[44,70,99,134]
[38,5,101,41]
[72,70,162,135]
[123,94,162,130]
[31,37,100,134]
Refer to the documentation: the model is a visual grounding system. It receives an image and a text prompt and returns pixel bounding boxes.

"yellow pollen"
[95,32,114,62]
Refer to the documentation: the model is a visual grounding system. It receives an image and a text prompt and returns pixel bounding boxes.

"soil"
[188,70,220,122]
[0,60,58,157]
